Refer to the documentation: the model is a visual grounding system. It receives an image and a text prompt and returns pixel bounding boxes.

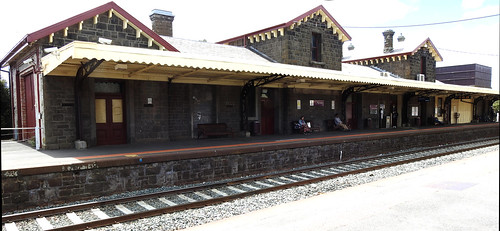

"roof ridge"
[1,1,178,66]
[217,5,350,45]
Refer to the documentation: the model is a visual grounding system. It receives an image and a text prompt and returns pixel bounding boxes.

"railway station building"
[1,2,498,150]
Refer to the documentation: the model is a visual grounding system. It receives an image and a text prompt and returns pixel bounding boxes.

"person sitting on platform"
[299,116,312,134]
[433,117,444,126]
[334,113,350,131]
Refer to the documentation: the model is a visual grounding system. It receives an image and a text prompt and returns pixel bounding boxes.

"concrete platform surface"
[180,149,499,231]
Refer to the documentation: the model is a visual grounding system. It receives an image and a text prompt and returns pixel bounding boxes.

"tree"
[1,79,12,139]
[493,100,499,113]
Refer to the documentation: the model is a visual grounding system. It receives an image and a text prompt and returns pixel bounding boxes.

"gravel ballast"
[90,143,499,231]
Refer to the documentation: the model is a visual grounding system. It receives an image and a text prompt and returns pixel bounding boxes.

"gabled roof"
[217,5,351,45]
[0,1,178,67]
[343,37,443,64]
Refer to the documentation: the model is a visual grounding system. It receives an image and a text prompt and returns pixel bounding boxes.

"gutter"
[0,35,29,67]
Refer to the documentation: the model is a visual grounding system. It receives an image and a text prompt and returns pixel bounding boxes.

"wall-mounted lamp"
[261,89,268,98]
[23,58,33,64]
[43,47,58,53]
[98,37,112,45]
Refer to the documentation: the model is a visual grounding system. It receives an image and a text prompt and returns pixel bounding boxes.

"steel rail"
[46,140,498,231]
[4,138,491,222]
[2,139,498,231]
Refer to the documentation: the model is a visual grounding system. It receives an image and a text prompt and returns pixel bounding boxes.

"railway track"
[3,138,498,231]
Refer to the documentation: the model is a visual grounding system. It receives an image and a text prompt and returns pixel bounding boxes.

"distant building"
[436,64,492,88]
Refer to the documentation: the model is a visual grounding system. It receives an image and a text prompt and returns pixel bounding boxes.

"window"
[311,33,321,62]
[420,56,427,75]
[436,98,443,116]
[411,106,419,116]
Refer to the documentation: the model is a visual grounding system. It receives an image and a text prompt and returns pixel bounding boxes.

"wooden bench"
[197,123,234,139]
[326,119,342,131]
[291,121,320,133]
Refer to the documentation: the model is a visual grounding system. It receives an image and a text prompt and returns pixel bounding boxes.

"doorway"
[95,94,126,145]
[23,74,36,140]
[260,97,274,135]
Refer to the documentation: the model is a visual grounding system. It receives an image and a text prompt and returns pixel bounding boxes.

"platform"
[1,127,405,170]
[180,148,499,231]
[1,124,497,171]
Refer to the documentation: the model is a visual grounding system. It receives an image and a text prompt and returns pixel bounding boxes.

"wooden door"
[260,98,274,135]
[23,74,36,139]
[346,102,357,129]
[95,94,126,145]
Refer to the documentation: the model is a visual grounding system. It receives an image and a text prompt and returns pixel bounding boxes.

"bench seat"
[197,123,234,139]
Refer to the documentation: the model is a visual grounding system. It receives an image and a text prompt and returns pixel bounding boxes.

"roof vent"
[347,43,355,51]
[397,33,405,42]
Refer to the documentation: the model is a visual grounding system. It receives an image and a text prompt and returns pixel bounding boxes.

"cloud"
[461,0,485,9]
[332,0,417,27]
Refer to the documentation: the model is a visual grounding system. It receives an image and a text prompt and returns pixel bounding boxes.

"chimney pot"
[382,29,395,53]
[150,9,174,37]
[347,43,355,51]
[397,33,405,42]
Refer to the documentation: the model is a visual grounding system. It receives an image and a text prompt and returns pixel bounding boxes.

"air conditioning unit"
[380,72,390,77]
[417,74,425,81]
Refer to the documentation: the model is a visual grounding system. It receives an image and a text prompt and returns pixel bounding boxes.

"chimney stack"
[382,29,395,53]
[150,9,174,37]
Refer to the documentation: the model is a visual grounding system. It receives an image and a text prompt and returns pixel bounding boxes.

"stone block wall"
[42,76,77,149]
[361,93,397,129]
[2,124,497,212]
[215,85,241,132]
[372,48,436,82]
[37,12,160,51]
[168,83,192,140]
[286,88,342,133]
[249,14,343,71]
[132,80,170,143]
[410,48,436,82]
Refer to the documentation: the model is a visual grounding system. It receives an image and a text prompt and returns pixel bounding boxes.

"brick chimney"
[150,9,174,37]
[382,29,395,53]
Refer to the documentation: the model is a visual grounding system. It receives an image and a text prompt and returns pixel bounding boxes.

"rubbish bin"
[414,117,421,126]
[251,121,261,136]
[365,118,372,129]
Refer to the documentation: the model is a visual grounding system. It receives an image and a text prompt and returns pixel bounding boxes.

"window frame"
[311,32,322,62]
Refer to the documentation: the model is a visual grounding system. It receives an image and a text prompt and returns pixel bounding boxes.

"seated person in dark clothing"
[299,116,312,133]
[433,117,444,125]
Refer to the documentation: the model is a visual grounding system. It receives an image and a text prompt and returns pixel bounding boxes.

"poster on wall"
[370,104,378,114]
[309,100,324,107]
[314,100,324,106]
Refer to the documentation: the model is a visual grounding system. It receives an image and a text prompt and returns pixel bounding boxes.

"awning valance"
[41,41,499,96]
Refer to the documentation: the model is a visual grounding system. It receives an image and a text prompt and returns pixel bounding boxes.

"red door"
[95,94,126,145]
[260,98,274,135]
[346,102,357,129]
[23,74,36,140]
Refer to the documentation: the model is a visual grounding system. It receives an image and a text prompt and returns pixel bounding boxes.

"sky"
[0,0,498,90]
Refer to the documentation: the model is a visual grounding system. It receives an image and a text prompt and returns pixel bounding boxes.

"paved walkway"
[1,128,401,170]
[180,148,499,231]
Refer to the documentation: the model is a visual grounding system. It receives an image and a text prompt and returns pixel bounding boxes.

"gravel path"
[90,142,499,231]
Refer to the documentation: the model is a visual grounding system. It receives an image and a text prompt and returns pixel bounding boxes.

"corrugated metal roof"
[41,41,499,95]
